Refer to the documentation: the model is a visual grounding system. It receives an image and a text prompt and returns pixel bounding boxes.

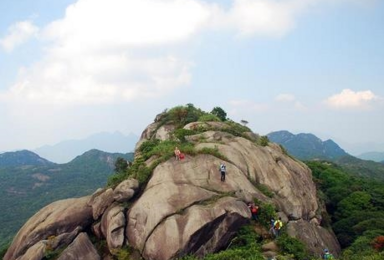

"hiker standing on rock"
[174,147,181,161]
[219,162,226,182]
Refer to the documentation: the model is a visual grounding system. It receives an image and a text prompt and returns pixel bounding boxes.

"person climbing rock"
[219,162,226,182]
[273,217,283,237]
[269,218,275,236]
[322,248,334,259]
[248,202,259,221]
[174,147,181,161]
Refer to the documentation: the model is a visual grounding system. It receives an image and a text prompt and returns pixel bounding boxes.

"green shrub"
[276,234,308,260]
[203,247,263,260]
[255,202,277,228]
[0,244,9,259]
[199,114,221,122]
[258,136,269,147]
[229,225,261,249]
[139,139,161,156]
[107,172,129,187]
[255,184,274,198]
[174,129,198,143]
[198,146,228,161]
[114,246,132,260]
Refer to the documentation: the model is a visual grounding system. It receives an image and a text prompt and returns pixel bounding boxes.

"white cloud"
[225,0,298,37]
[43,0,210,50]
[0,20,39,52]
[0,0,366,106]
[1,0,202,105]
[275,93,296,102]
[325,89,380,109]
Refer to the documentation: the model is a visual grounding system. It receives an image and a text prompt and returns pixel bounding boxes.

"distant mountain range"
[267,130,384,181]
[267,130,348,160]
[0,149,133,249]
[34,131,138,163]
[357,151,384,163]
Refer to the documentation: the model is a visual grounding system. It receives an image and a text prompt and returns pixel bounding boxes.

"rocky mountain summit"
[4,107,341,260]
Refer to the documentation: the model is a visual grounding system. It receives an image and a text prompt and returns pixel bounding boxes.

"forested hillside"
[0,149,133,251]
[307,161,384,259]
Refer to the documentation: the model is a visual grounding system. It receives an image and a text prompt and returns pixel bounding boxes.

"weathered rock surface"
[101,204,126,250]
[189,131,318,220]
[4,197,93,260]
[113,178,139,202]
[57,233,100,260]
[16,241,45,260]
[142,198,249,260]
[88,188,115,220]
[287,219,341,257]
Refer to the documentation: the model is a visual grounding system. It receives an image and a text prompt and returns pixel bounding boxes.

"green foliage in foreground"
[257,136,269,147]
[255,202,277,228]
[276,234,308,260]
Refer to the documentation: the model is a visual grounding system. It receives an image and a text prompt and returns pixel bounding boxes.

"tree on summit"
[211,107,227,121]
[241,119,249,126]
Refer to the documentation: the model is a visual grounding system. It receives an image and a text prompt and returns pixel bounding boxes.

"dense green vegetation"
[335,155,384,181]
[0,150,133,252]
[307,161,384,259]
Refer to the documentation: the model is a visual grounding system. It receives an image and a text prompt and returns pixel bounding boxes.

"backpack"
[274,220,281,230]
[220,164,226,172]
[251,206,258,213]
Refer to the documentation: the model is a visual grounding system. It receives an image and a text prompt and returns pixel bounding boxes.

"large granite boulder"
[101,204,126,250]
[57,233,100,260]
[287,219,341,257]
[4,197,93,260]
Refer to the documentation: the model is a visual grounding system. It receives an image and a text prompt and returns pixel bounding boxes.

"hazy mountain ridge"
[268,130,384,181]
[34,131,138,163]
[0,149,133,249]
[357,151,384,162]
[0,150,54,167]
[267,130,348,160]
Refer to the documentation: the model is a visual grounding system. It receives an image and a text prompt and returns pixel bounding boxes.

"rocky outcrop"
[88,188,115,220]
[57,233,100,260]
[5,117,341,260]
[113,179,139,202]
[101,204,126,250]
[4,196,93,260]
[287,219,341,257]
[5,179,140,260]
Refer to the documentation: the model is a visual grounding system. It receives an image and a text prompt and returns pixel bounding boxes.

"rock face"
[4,196,93,260]
[57,233,100,260]
[5,117,341,260]
[287,219,340,257]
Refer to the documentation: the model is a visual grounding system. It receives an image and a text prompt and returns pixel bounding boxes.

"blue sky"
[0,0,383,155]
